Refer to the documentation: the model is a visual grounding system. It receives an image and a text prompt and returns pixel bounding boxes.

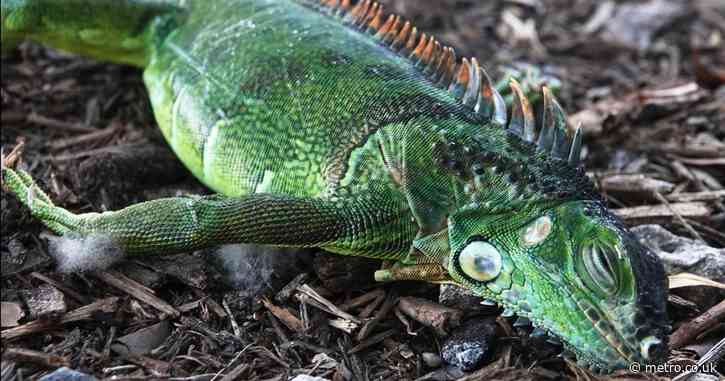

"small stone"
[633,225,725,309]
[21,284,66,320]
[441,317,497,371]
[632,225,725,282]
[39,367,97,381]
[422,352,442,368]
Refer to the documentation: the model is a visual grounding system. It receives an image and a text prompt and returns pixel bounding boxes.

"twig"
[49,121,122,151]
[275,273,308,303]
[349,328,397,354]
[357,292,396,341]
[654,191,704,242]
[221,298,242,337]
[669,299,725,349]
[27,112,96,133]
[296,284,361,324]
[339,288,385,312]
[672,337,725,381]
[1,138,25,170]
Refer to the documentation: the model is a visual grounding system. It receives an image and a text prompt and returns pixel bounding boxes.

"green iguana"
[1,0,669,373]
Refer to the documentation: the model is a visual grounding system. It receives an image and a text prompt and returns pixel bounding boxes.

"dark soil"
[1,0,724,380]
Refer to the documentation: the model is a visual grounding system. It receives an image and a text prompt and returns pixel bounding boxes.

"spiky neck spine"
[301,0,597,210]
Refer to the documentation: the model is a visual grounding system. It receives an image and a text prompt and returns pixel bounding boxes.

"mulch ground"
[1,0,724,380]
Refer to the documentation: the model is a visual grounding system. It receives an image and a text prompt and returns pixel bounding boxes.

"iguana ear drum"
[521,215,552,247]
[459,241,502,281]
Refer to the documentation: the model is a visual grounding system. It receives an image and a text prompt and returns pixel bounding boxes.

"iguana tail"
[1,0,184,67]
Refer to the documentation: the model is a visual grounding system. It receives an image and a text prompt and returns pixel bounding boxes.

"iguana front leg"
[2,168,409,258]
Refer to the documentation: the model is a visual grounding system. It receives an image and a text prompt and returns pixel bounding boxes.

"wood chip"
[94,270,179,318]
[275,273,309,304]
[397,297,463,336]
[1,297,119,340]
[21,284,67,320]
[666,190,725,202]
[613,202,711,224]
[0,302,24,328]
[599,173,674,195]
[29,272,90,305]
[3,348,70,368]
[262,297,304,333]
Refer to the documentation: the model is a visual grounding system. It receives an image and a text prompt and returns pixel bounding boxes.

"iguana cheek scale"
[1,0,670,373]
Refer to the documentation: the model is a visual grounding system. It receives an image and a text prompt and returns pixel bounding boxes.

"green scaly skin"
[1,0,669,372]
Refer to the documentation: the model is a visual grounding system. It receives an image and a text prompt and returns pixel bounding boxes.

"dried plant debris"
[1,0,724,380]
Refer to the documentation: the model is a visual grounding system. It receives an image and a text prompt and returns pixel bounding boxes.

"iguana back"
[146,0,472,198]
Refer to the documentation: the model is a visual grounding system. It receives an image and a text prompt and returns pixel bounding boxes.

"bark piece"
[398,297,463,336]
[94,270,179,318]
[21,284,67,320]
[614,202,711,224]
[110,320,172,357]
[670,300,725,349]
[1,297,119,340]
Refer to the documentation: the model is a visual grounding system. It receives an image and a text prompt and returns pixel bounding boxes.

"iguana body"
[1,0,669,373]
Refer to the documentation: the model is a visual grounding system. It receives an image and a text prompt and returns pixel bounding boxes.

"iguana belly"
[142,0,457,198]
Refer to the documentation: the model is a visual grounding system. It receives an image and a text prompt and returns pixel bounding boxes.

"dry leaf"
[669,273,725,289]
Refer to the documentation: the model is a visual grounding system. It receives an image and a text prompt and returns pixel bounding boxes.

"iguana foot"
[2,167,83,235]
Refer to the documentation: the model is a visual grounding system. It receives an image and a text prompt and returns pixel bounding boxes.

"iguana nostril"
[640,336,666,361]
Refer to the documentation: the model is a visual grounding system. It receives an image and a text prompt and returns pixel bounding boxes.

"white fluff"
[213,244,306,296]
[43,233,125,273]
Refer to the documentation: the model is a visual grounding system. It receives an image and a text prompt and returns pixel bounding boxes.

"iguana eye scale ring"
[458,240,502,282]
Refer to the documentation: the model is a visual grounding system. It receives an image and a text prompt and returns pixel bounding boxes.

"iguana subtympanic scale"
[1,0,669,372]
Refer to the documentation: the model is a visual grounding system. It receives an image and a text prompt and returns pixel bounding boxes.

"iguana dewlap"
[1,0,669,372]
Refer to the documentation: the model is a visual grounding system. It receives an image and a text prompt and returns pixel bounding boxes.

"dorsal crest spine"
[303,0,584,166]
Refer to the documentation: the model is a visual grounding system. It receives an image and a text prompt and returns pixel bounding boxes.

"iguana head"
[443,198,669,371]
[411,83,669,372]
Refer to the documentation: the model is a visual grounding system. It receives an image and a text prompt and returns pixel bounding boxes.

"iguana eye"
[459,241,502,282]
[578,244,619,295]
[521,215,552,246]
